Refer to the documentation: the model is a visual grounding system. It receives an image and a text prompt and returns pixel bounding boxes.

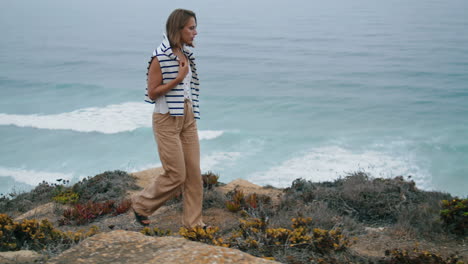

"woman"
[132,9,204,228]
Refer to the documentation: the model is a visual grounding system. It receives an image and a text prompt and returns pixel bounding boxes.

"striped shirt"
[144,34,200,119]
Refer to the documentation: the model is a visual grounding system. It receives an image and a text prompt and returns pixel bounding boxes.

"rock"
[364,227,385,233]
[47,230,279,264]
[14,202,61,222]
[0,250,44,264]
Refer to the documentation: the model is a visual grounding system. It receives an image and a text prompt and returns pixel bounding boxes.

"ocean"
[1,0,467,197]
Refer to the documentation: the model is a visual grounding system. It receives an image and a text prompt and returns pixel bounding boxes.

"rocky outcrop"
[14,202,63,222]
[0,250,44,264]
[47,230,279,264]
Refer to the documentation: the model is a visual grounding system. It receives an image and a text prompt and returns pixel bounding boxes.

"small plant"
[113,199,132,216]
[140,227,172,237]
[239,217,268,234]
[440,198,468,236]
[384,248,463,264]
[226,200,242,212]
[225,189,244,212]
[179,226,227,247]
[202,171,220,189]
[291,217,312,229]
[203,188,227,209]
[59,199,133,225]
[225,189,273,217]
[60,200,115,225]
[52,190,79,204]
[245,193,258,209]
[265,227,291,245]
[311,228,350,253]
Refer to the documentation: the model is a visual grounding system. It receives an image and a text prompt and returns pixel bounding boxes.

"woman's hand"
[176,59,189,82]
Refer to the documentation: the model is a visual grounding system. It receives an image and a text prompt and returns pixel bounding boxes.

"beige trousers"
[132,100,204,227]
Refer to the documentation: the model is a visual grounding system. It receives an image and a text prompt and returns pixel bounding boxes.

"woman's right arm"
[147,59,189,100]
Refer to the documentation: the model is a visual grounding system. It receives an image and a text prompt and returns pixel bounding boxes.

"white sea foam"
[0,102,151,134]
[0,167,75,186]
[250,146,432,190]
[201,152,242,172]
[122,151,241,174]
[0,102,224,139]
[199,130,224,140]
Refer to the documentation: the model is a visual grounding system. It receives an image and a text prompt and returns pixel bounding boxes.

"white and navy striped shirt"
[144,34,200,119]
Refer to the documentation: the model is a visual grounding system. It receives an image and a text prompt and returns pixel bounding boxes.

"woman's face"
[180,17,197,46]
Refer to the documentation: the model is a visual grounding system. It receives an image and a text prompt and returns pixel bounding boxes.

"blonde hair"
[166,9,197,49]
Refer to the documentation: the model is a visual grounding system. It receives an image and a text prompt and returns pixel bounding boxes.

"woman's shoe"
[202,225,212,230]
[133,209,150,226]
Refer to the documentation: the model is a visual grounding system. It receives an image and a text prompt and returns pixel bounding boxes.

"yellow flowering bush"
[440,198,467,236]
[0,213,98,252]
[291,217,312,229]
[228,217,352,258]
[52,190,79,204]
[311,228,350,253]
[179,226,228,247]
[140,227,172,237]
[385,247,464,264]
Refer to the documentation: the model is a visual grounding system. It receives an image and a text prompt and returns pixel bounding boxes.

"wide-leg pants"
[132,100,204,227]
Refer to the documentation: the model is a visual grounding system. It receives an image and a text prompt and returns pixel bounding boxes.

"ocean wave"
[201,152,242,172]
[250,146,432,190]
[199,130,224,140]
[0,102,224,139]
[122,151,241,174]
[0,166,75,186]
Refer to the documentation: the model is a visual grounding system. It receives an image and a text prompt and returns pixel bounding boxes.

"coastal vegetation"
[0,170,466,263]
[0,214,98,254]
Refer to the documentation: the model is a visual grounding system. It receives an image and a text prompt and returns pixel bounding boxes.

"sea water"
[1,0,467,196]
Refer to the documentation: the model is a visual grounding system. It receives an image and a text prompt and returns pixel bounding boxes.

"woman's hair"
[166,9,197,49]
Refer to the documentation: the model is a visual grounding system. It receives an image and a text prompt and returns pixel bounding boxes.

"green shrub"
[0,181,64,214]
[52,190,79,204]
[440,198,468,236]
[202,188,226,210]
[281,172,452,228]
[0,171,140,216]
[72,170,139,203]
